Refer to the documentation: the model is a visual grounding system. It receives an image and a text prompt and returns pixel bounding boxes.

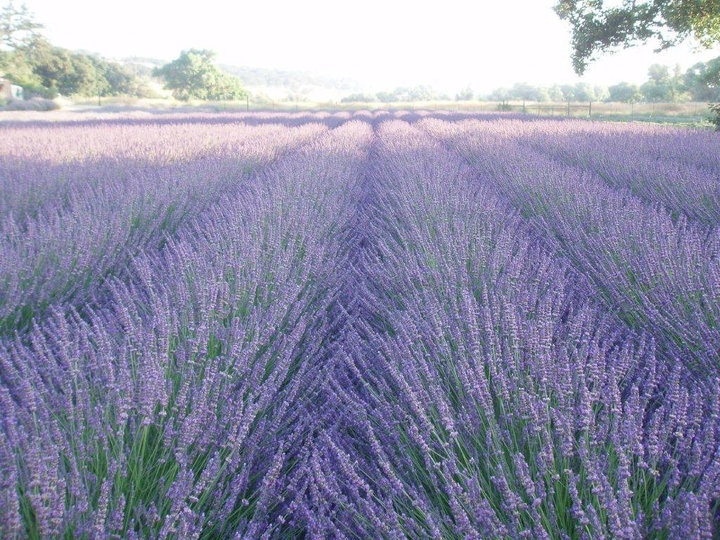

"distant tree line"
[0,2,153,99]
[552,0,719,128]
[486,60,719,104]
[0,3,246,102]
[1,40,156,99]
[220,65,357,92]
[342,57,719,105]
[341,85,452,103]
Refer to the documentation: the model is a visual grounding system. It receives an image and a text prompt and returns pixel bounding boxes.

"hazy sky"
[22,0,720,93]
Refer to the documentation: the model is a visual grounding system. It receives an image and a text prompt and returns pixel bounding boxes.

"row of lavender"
[317,121,719,537]
[420,118,720,381]
[0,116,334,335]
[0,118,375,538]
[1,112,719,537]
[0,110,488,337]
[510,120,720,227]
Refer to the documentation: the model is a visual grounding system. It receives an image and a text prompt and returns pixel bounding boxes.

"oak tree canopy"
[555,0,720,74]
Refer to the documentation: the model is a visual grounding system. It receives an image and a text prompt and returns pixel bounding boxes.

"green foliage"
[483,61,716,112]
[488,87,510,102]
[488,82,605,103]
[340,92,378,103]
[393,85,436,101]
[560,83,576,101]
[30,41,99,96]
[509,82,547,102]
[1,96,58,110]
[639,63,686,102]
[0,40,150,98]
[455,86,474,101]
[7,39,96,96]
[0,1,42,50]
[640,79,672,102]
[92,57,134,96]
[710,103,720,130]
[608,81,642,103]
[153,49,247,101]
[0,1,150,99]
[684,56,720,100]
[546,85,564,102]
[371,85,443,103]
[375,90,398,103]
[555,0,720,74]
[572,81,595,101]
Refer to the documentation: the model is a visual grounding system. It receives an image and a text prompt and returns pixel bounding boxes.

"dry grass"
[4,97,716,128]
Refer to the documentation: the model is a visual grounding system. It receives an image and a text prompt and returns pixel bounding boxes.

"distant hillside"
[120,56,165,77]
[220,65,362,102]
[220,65,360,91]
[117,58,363,102]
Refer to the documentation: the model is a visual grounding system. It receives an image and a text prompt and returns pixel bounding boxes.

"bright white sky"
[21,0,720,93]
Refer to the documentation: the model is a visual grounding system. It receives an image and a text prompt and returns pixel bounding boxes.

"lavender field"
[1,110,719,539]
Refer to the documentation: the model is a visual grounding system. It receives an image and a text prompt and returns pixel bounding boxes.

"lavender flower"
[1,111,718,538]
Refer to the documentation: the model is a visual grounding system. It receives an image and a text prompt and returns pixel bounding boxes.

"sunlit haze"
[22,0,720,94]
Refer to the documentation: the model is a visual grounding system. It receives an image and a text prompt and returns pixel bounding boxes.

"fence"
[455,100,711,121]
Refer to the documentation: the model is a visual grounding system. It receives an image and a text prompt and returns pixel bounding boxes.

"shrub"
[2,97,60,111]
[710,103,720,130]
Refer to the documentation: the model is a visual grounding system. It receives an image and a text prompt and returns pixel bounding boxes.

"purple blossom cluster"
[0,116,328,333]
[1,111,719,538]
[420,117,720,380]
[510,119,720,227]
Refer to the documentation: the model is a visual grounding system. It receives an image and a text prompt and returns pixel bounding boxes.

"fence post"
[567,100,571,117]
[589,101,592,117]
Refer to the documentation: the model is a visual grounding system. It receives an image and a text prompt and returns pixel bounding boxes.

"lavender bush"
[420,118,720,380]
[320,121,719,537]
[1,111,718,538]
[509,119,720,227]
[0,117,328,335]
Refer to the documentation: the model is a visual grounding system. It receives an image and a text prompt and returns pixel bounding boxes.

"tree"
[684,56,720,100]
[0,1,42,50]
[92,58,133,96]
[0,1,45,95]
[560,84,576,101]
[641,79,671,102]
[638,63,686,102]
[509,82,545,102]
[376,90,398,103]
[648,63,671,83]
[607,81,642,103]
[573,81,596,101]
[547,85,565,102]
[1,3,149,99]
[393,85,436,102]
[488,87,512,103]
[555,0,720,74]
[340,93,377,103]
[1,36,150,98]
[455,86,474,101]
[154,49,246,101]
[26,40,99,96]
[593,84,609,101]
[710,103,720,129]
